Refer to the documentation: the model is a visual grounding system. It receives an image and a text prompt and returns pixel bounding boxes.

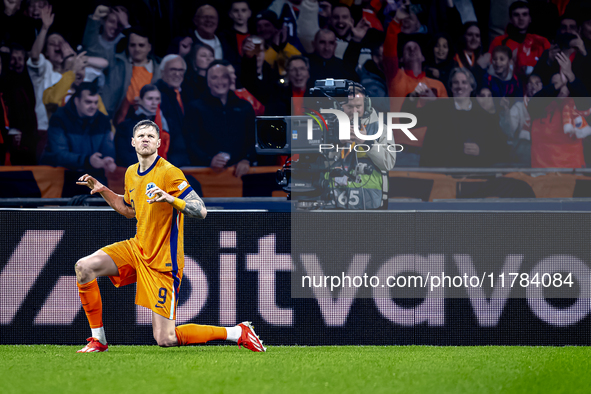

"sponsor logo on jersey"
[146,182,157,198]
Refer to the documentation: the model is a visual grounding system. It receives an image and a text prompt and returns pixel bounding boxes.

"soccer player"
[74,119,266,353]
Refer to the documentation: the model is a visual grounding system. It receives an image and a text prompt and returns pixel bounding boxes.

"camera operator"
[327,85,396,209]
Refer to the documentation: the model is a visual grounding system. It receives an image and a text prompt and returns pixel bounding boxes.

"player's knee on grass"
[154,330,177,347]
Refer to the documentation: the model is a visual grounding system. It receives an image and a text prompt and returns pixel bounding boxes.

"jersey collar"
[138,156,161,176]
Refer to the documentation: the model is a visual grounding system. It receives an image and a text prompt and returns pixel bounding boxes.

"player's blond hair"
[133,119,160,138]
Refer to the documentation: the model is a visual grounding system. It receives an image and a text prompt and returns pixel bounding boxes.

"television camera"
[255,79,375,209]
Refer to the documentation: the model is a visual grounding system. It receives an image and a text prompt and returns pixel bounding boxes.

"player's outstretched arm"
[76,174,136,219]
[147,186,207,219]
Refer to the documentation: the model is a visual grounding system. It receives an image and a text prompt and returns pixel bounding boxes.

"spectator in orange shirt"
[383,7,447,100]
[102,28,161,124]
[383,6,447,166]
[529,53,590,168]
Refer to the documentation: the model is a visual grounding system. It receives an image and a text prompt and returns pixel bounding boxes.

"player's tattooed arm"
[146,185,207,219]
[181,190,207,219]
[76,174,135,219]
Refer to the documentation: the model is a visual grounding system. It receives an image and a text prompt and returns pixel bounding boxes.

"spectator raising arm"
[240,37,282,108]
[81,6,108,56]
[297,0,320,54]
[30,5,53,64]
[428,0,464,45]
[92,5,110,21]
[341,18,372,68]
[82,5,129,64]
[42,53,109,117]
[383,9,403,92]
[556,52,591,110]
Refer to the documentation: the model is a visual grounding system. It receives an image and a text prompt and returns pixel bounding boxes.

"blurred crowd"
[1,0,591,176]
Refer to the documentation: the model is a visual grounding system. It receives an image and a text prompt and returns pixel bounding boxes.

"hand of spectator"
[556,52,575,83]
[417,83,436,98]
[413,82,429,96]
[318,1,333,22]
[274,24,288,46]
[351,18,371,43]
[40,5,54,30]
[476,52,491,69]
[427,67,440,79]
[60,40,76,61]
[70,51,88,73]
[8,129,22,147]
[92,5,110,21]
[89,152,106,169]
[233,159,250,178]
[409,83,435,106]
[211,153,230,172]
[242,37,256,58]
[418,87,437,107]
[499,97,511,114]
[557,79,569,97]
[102,156,117,173]
[548,44,560,64]
[464,142,480,156]
[113,6,129,29]
[570,32,587,56]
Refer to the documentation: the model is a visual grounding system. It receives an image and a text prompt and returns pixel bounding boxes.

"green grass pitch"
[1,345,590,393]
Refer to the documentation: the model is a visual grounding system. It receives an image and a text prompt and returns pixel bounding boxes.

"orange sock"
[77,279,103,329]
[175,324,227,346]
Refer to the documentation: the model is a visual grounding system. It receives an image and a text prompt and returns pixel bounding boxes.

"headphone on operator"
[347,82,373,119]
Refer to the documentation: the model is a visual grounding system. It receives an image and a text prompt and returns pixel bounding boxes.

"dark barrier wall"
[0,210,590,345]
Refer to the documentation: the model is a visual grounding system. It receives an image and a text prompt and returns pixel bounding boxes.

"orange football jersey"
[122,156,193,274]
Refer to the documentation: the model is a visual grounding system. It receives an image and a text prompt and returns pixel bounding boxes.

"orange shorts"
[102,238,183,320]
